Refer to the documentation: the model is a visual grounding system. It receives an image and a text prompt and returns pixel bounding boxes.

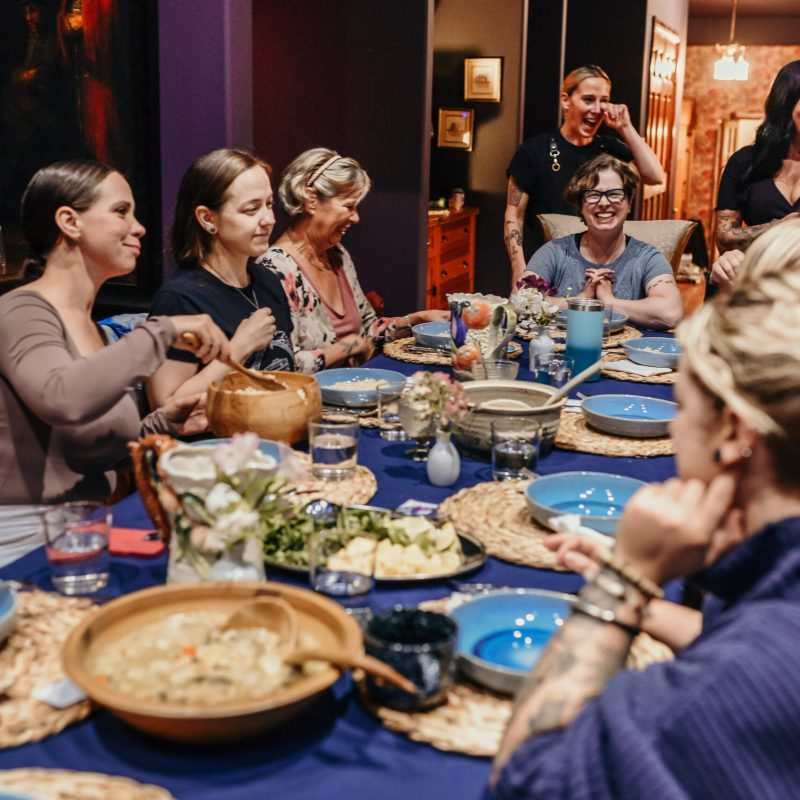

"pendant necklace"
[202,262,259,310]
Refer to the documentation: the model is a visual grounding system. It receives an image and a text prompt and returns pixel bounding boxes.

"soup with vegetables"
[90,610,308,705]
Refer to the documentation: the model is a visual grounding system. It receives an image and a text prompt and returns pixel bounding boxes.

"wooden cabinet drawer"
[438,246,471,283]
[439,219,472,255]
[427,227,440,259]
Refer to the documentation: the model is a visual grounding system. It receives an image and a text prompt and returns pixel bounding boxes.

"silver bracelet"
[572,597,641,637]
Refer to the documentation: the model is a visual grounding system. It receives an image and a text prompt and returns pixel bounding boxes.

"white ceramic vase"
[426,430,461,487]
[528,326,555,369]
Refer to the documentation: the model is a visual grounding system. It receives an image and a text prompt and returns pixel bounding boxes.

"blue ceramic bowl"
[581,394,677,438]
[189,438,282,462]
[623,337,681,369]
[412,321,451,350]
[315,368,406,408]
[0,582,17,645]
[556,309,628,333]
[525,471,646,535]
[450,589,573,694]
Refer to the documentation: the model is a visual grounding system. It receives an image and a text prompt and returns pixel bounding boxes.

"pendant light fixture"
[713,0,749,81]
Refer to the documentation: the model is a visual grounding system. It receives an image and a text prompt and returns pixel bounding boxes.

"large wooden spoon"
[224,598,417,694]
[180,332,286,392]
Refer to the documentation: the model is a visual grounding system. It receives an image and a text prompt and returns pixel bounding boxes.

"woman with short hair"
[522,153,683,329]
[494,220,800,800]
[260,147,447,374]
[147,148,294,410]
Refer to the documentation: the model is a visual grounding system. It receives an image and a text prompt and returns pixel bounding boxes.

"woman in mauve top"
[259,147,448,374]
[0,161,229,566]
[493,221,800,800]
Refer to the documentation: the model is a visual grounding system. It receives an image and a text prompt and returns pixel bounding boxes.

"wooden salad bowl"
[62,582,361,742]
[207,371,322,445]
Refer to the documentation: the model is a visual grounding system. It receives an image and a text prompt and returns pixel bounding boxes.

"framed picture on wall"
[464,57,502,103]
[437,108,474,151]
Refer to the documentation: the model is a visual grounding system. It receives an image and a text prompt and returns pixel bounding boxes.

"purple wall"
[157,0,252,280]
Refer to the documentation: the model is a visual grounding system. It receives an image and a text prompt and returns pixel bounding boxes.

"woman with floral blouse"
[259,147,447,374]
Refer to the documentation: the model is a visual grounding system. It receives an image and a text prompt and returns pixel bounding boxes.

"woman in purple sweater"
[0,161,229,565]
[493,220,800,799]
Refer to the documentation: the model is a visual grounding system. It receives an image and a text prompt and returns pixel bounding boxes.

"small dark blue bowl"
[364,607,458,711]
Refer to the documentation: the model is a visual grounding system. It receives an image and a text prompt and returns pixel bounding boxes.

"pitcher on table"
[449,293,517,372]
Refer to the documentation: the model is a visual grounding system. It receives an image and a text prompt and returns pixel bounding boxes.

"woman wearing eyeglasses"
[522,154,683,330]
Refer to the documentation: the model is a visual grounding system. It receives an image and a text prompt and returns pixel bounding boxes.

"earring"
[713,449,721,463]
[205,226,217,235]
[740,446,753,459]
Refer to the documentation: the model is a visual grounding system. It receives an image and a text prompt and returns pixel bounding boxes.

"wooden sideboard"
[426,207,478,310]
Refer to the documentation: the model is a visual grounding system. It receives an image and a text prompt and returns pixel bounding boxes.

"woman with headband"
[260,148,448,374]
[492,220,800,798]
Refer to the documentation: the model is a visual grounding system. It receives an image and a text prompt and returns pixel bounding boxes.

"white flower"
[205,482,244,515]
[190,524,228,554]
[213,432,260,476]
[215,508,260,537]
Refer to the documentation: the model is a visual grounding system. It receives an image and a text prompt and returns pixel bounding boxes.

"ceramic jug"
[449,293,518,369]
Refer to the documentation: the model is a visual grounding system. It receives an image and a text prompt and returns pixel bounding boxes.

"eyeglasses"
[583,189,627,205]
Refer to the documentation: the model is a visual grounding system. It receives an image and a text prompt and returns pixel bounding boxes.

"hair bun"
[21,252,46,283]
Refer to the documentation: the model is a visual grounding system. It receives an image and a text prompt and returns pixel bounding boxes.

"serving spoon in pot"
[224,597,417,693]
[180,333,286,392]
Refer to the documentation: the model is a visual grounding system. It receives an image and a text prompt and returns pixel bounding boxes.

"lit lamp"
[713,0,749,81]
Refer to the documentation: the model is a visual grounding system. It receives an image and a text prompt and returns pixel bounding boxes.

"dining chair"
[536,213,697,275]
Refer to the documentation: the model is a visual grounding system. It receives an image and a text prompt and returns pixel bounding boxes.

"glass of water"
[309,418,359,479]
[43,501,111,595]
[491,417,541,481]
[309,528,377,597]
[377,381,406,441]
[531,354,574,389]
[602,304,614,346]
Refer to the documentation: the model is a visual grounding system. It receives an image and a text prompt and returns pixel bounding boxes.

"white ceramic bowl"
[315,368,406,408]
[412,322,450,350]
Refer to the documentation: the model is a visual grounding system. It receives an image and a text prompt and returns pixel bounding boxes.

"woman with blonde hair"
[260,148,447,374]
[493,219,800,798]
[504,64,665,286]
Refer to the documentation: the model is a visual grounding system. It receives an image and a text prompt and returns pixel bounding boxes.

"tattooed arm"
[595,273,683,329]
[505,176,530,287]
[715,209,800,254]
[493,578,645,778]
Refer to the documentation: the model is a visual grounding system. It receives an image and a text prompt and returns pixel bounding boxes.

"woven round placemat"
[517,325,642,353]
[0,769,175,800]
[359,593,673,758]
[601,352,676,384]
[286,453,377,505]
[556,411,675,457]
[321,409,382,429]
[0,590,96,749]
[438,481,563,570]
[383,337,523,366]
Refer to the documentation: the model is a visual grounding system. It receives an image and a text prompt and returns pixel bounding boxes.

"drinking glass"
[43,501,111,595]
[531,354,574,389]
[363,607,457,711]
[308,419,359,479]
[377,381,407,441]
[471,359,519,381]
[602,304,614,346]
[398,388,437,461]
[491,417,541,481]
[309,528,377,597]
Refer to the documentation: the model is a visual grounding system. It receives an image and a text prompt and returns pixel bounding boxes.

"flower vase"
[426,430,461,487]
[167,535,266,584]
[528,326,555,368]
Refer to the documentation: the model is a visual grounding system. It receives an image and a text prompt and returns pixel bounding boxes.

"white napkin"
[548,513,616,548]
[603,358,672,377]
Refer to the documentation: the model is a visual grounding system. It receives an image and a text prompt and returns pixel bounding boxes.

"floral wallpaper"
[683,45,800,253]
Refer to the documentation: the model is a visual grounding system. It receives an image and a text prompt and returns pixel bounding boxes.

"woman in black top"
[147,149,295,409]
[712,61,800,286]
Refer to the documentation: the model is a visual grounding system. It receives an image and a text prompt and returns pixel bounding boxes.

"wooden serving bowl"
[207,371,322,445]
[62,582,361,742]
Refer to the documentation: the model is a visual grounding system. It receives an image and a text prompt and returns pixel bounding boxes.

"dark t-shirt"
[148,262,295,371]
[507,130,632,251]
[716,145,800,226]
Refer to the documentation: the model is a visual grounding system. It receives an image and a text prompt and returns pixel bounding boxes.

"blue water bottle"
[564,298,603,383]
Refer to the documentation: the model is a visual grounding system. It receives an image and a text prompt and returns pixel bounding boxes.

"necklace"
[202,262,259,310]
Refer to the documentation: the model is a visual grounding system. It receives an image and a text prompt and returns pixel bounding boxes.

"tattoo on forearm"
[507,182,523,207]
[716,210,772,252]
[647,277,677,292]
[342,339,357,356]
[504,223,523,257]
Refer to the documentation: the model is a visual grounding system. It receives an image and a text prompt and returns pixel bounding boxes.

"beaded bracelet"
[594,549,665,600]
[572,597,641,637]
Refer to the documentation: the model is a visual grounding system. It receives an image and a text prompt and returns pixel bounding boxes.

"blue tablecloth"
[0,340,677,800]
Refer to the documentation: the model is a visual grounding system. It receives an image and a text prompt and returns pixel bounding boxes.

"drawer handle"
[427,239,431,247]
[442,235,448,242]
[463,227,469,234]
[462,262,469,270]
[441,270,447,278]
